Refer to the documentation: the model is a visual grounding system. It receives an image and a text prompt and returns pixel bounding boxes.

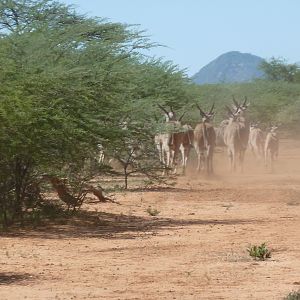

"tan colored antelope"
[264,125,279,171]
[154,105,191,174]
[232,96,250,150]
[193,103,216,174]
[215,96,250,148]
[223,100,250,172]
[248,123,264,161]
[97,143,105,164]
[215,119,229,147]
[179,124,194,174]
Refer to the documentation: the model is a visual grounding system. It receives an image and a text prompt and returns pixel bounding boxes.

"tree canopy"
[260,57,300,83]
[0,0,195,226]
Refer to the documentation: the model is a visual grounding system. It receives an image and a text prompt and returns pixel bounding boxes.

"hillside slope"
[192,51,264,84]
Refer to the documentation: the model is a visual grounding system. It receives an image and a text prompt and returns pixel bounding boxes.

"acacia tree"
[260,57,300,83]
[0,0,194,226]
[0,0,150,225]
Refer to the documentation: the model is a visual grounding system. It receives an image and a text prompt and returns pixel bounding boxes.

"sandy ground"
[1,139,300,299]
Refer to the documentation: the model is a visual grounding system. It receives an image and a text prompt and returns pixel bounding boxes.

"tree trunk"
[124,166,128,189]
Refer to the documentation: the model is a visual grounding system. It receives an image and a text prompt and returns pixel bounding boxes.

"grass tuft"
[247,243,271,261]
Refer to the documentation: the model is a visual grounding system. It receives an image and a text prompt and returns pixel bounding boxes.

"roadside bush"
[247,243,271,261]
[284,290,300,300]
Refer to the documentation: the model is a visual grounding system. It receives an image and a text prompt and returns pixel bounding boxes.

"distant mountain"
[192,51,265,85]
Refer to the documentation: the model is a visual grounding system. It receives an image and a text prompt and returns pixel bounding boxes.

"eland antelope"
[232,96,250,150]
[223,102,249,172]
[215,119,229,147]
[264,125,279,171]
[97,144,105,164]
[248,123,264,161]
[193,103,216,174]
[216,96,250,149]
[154,105,191,174]
[179,124,194,174]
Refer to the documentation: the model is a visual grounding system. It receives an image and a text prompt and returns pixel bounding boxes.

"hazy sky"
[61,0,300,76]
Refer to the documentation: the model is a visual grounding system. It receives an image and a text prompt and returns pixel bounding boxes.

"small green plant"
[146,207,160,216]
[284,290,300,300]
[247,243,271,261]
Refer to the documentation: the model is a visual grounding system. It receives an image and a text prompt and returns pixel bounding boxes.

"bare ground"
[1,139,300,299]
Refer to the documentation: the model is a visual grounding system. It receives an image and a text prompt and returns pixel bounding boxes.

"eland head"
[196,103,215,123]
[157,104,185,123]
[232,96,250,116]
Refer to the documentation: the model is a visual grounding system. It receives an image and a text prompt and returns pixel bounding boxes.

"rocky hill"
[192,51,265,84]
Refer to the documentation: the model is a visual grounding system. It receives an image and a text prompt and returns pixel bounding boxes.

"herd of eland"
[155,97,280,175]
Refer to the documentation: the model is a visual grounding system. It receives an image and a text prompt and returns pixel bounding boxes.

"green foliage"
[247,243,271,261]
[146,207,160,216]
[284,290,300,300]
[260,57,300,83]
[0,0,192,227]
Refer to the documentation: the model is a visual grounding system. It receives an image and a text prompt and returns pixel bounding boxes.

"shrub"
[146,207,160,216]
[247,243,271,261]
[284,290,300,300]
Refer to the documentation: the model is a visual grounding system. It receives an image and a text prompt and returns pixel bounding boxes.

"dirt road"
[1,139,300,299]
